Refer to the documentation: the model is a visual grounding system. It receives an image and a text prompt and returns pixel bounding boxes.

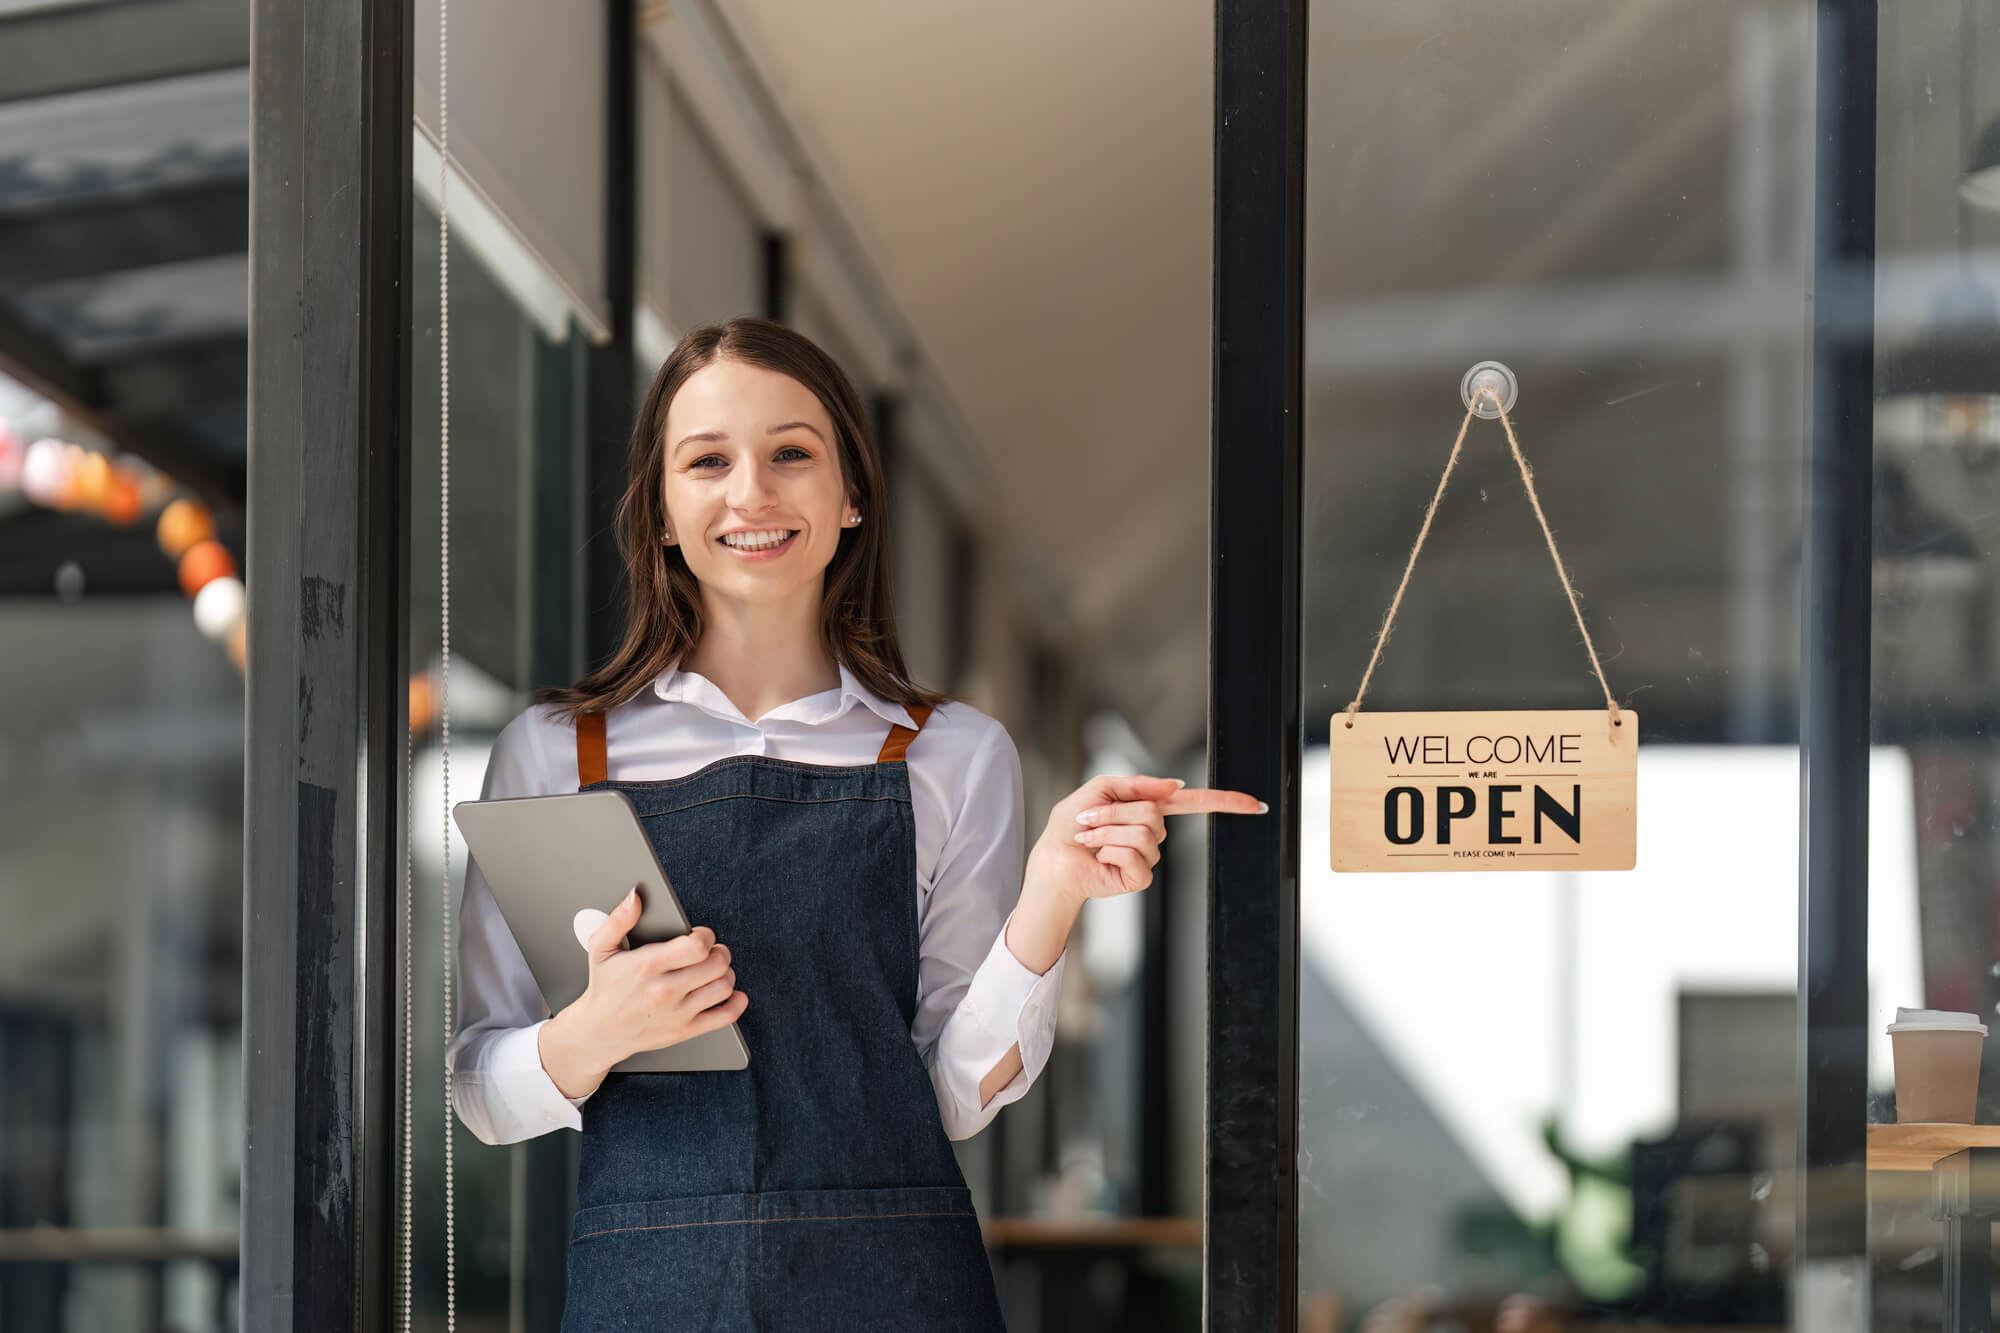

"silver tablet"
[452,789,750,1073]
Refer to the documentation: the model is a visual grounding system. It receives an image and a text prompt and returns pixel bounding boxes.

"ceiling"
[713,0,2000,754]
[715,0,1215,756]
[0,0,248,595]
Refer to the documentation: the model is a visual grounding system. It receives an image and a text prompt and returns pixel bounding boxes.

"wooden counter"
[1866,1122,2000,1171]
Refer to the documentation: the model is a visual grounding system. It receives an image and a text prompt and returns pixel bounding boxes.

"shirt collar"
[651,659,916,731]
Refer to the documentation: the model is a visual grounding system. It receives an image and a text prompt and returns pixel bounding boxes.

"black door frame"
[1798,0,1876,1299]
[243,0,411,1326]
[1206,2,1306,1329]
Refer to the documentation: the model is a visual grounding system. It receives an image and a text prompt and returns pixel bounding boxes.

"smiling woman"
[448,316,1262,1331]
[539,317,945,723]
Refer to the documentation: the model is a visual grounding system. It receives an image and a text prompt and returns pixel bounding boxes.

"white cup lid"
[1887,1006,1989,1036]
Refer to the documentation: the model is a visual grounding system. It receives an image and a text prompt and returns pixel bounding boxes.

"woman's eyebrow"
[672,421,825,454]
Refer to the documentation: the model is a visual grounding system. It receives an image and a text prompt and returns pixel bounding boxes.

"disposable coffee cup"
[1889,1007,1988,1123]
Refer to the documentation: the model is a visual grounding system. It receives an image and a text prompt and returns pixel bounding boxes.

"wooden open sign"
[1329,709,1636,872]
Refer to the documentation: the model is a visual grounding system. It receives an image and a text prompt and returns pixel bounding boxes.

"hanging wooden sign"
[1330,367,1638,873]
[1329,709,1637,871]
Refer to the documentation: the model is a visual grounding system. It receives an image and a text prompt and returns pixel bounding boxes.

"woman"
[451,316,1264,1331]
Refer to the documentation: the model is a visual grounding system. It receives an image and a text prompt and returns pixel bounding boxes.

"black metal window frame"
[1204,0,1877,1328]
[1798,0,1876,1293]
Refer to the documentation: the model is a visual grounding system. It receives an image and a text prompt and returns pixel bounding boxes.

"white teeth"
[722,530,794,551]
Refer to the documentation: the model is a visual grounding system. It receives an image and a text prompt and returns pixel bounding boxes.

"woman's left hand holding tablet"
[538,890,747,1100]
[1029,774,1267,903]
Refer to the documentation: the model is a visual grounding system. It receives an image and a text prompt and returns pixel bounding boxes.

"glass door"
[1210,0,2000,1328]
[1295,3,1815,1325]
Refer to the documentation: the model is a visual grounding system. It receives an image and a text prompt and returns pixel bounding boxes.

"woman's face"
[659,356,854,612]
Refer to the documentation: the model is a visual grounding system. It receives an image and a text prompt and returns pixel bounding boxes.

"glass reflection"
[1302,1,1814,1326]
[401,196,584,1330]
[1302,0,2000,1326]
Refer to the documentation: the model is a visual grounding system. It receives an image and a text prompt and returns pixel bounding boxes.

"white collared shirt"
[448,663,1066,1145]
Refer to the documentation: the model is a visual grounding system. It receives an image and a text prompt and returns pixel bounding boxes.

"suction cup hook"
[1461,361,1518,419]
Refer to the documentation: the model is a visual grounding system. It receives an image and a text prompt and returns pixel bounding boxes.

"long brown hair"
[537,316,951,721]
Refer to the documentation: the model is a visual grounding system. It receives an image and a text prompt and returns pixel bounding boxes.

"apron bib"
[559,706,1007,1332]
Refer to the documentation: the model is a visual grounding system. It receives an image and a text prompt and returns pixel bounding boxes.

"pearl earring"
[847,514,861,525]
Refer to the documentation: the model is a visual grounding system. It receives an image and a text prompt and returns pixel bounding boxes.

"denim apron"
[560,706,1008,1332]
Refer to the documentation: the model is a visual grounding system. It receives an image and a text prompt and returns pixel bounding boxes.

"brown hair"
[537,316,951,721]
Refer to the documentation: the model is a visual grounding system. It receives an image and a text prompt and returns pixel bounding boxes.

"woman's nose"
[727,459,777,510]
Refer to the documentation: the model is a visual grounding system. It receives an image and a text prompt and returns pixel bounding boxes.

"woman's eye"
[688,447,808,470]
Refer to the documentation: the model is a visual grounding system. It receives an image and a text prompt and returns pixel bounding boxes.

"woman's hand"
[1026,774,1267,906]
[977,774,1267,1107]
[538,889,749,1099]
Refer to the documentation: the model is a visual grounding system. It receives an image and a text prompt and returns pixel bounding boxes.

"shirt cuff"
[960,911,1066,1095]
[487,1021,589,1128]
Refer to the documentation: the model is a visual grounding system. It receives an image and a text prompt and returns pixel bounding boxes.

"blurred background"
[2,0,1998,1330]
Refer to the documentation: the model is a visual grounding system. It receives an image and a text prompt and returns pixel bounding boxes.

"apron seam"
[632,792,910,818]
[576,1208,977,1242]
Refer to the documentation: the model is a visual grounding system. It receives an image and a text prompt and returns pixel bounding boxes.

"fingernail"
[1073,831,1091,844]
[1256,801,1269,814]
[1076,809,1101,825]
[1171,779,1186,790]
[624,888,637,904]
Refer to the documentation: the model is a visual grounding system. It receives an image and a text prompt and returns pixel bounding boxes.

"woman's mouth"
[716,529,799,561]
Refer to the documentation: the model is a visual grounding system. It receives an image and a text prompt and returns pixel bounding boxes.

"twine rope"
[1342,389,1621,729]
[1340,405,1476,727]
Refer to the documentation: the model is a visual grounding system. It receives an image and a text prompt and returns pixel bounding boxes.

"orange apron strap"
[576,711,608,787]
[876,704,934,765]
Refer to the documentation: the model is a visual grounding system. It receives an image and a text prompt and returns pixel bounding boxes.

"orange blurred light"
[178,539,236,599]
[71,451,113,509]
[102,474,144,525]
[157,498,215,560]
[50,444,88,509]
[408,672,437,734]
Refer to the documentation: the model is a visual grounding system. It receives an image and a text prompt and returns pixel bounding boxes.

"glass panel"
[1300,3,1813,1326]
[1868,3,2000,1327]
[0,381,244,1330]
[402,195,583,1329]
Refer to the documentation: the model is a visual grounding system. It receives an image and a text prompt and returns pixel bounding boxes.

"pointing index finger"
[1160,788,1267,817]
